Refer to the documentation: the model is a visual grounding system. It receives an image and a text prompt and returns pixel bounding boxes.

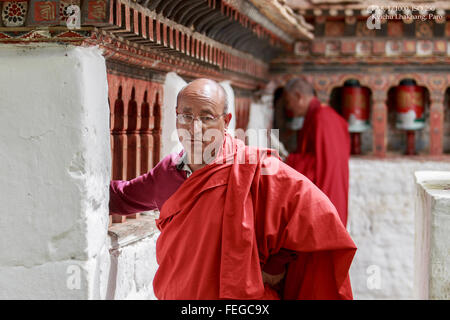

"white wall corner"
[348,160,450,300]
[161,72,185,159]
[414,171,450,300]
[0,44,110,299]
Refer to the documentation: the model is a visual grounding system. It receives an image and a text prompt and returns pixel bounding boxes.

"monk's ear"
[224,113,232,127]
[294,91,302,101]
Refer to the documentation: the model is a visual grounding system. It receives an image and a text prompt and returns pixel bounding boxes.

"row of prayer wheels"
[341,78,425,155]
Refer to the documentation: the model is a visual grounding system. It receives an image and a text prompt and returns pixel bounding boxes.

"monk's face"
[176,79,232,165]
[284,91,308,117]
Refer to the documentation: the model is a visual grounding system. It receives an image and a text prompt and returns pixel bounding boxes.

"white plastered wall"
[246,94,289,161]
[0,44,111,299]
[247,94,273,148]
[348,159,450,300]
[106,231,160,300]
[161,72,185,158]
[414,171,450,300]
[219,80,236,135]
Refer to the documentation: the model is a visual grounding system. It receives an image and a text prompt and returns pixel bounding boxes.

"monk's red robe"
[154,133,356,300]
[286,98,350,226]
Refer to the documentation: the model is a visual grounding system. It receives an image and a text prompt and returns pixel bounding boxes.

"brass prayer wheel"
[395,79,425,155]
[342,79,370,133]
[341,79,370,155]
[395,79,425,131]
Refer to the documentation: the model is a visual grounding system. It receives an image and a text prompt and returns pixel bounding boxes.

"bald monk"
[110,78,356,299]
[283,78,351,227]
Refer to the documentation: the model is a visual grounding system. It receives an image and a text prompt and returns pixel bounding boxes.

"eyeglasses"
[176,112,226,126]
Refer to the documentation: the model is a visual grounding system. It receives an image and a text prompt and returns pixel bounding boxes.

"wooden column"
[372,90,388,157]
[140,90,154,175]
[111,84,127,223]
[152,91,162,166]
[126,85,141,220]
[126,86,141,181]
[111,85,127,180]
[429,92,445,156]
[235,96,251,131]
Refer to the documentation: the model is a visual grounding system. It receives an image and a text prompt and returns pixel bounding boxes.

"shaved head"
[177,78,229,114]
[284,77,315,97]
[283,77,316,117]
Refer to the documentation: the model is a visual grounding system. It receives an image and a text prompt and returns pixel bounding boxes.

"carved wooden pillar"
[111,85,127,180]
[140,90,154,175]
[238,98,244,129]
[126,85,141,220]
[126,86,141,180]
[152,91,162,166]
[429,92,445,156]
[317,90,330,105]
[372,90,388,157]
[235,97,250,131]
[107,81,116,227]
[111,84,127,224]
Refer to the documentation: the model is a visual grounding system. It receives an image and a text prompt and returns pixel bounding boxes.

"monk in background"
[284,77,351,227]
[110,78,356,299]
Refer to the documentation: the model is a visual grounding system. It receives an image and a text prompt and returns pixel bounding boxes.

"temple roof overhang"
[1,0,449,89]
[0,0,315,89]
[0,0,318,60]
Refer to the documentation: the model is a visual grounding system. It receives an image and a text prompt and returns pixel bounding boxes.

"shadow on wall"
[105,250,119,300]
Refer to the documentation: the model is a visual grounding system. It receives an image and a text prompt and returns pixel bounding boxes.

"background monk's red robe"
[154,134,356,299]
[286,98,351,226]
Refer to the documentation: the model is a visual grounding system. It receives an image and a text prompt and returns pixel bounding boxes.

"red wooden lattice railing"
[107,72,251,226]
[108,73,163,225]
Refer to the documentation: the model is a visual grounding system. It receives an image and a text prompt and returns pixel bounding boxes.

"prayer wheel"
[395,79,425,155]
[341,79,370,155]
